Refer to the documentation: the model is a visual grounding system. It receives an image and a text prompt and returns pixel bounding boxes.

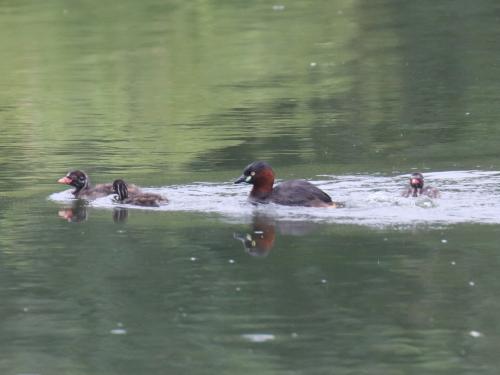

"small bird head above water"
[112,179,129,201]
[234,161,275,186]
[409,172,424,189]
[58,170,89,190]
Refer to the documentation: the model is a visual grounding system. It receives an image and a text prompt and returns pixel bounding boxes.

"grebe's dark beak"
[234,175,247,184]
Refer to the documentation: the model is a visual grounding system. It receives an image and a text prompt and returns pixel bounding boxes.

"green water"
[1,1,500,374]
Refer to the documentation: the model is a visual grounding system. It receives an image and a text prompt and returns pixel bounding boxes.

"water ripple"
[48,170,500,227]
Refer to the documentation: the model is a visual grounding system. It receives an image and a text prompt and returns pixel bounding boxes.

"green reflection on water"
[1,202,500,374]
[2,0,499,188]
[1,0,500,374]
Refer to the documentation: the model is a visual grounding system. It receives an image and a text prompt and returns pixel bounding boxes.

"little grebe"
[57,170,140,199]
[402,172,440,198]
[57,170,137,199]
[235,161,343,207]
[112,179,168,207]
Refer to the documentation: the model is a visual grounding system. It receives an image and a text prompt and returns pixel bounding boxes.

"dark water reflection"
[234,214,321,256]
[2,0,500,374]
[58,201,129,223]
[2,201,500,374]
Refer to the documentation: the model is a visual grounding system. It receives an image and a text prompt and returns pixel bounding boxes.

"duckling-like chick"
[235,161,343,207]
[57,170,140,199]
[112,179,168,207]
[402,172,440,198]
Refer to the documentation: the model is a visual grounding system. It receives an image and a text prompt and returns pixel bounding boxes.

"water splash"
[48,170,500,227]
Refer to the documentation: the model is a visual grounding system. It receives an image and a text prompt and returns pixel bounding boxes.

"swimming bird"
[402,172,440,198]
[58,170,139,199]
[112,179,168,207]
[234,161,343,207]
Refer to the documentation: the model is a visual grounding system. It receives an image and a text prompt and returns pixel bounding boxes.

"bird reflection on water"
[58,200,89,223]
[233,217,276,257]
[58,201,129,223]
[233,214,321,257]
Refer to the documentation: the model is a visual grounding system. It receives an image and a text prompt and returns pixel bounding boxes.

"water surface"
[51,170,500,226]
[1,0,500,374]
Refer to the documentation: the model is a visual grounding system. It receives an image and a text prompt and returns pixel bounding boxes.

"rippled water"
[50,170,500,226]
[3,0,500,374]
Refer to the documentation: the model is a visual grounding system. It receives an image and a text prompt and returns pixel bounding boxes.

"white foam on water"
[242,333,275,343]
[48,170,500,227]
